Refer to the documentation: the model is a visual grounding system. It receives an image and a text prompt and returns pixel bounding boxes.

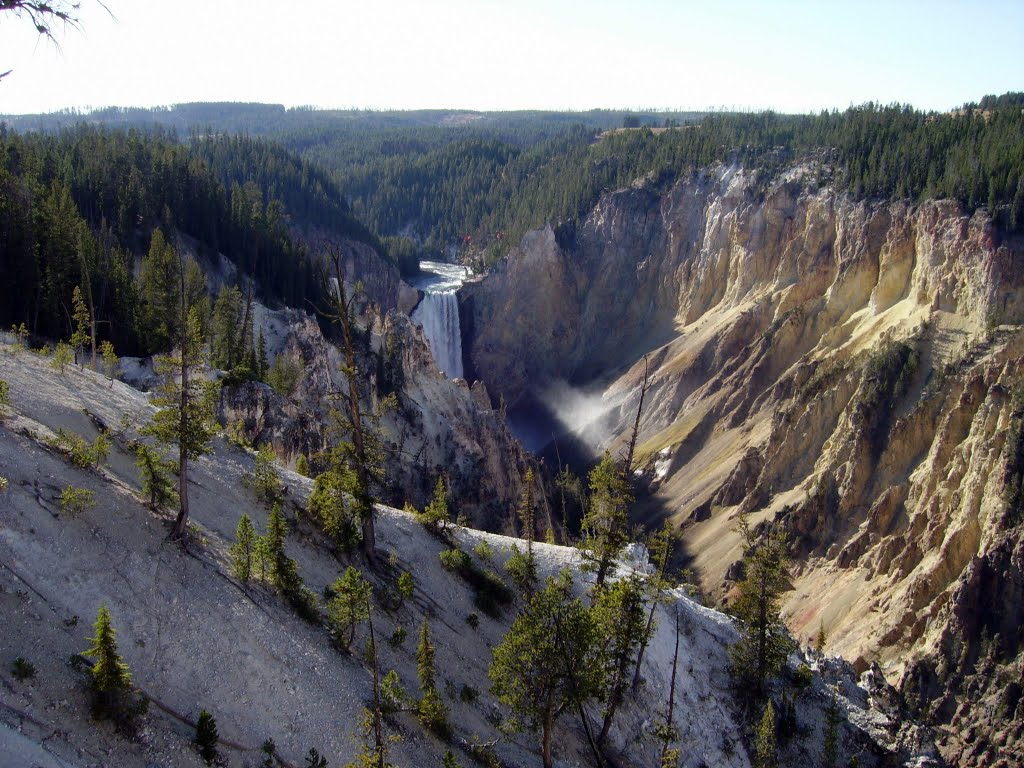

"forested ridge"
[0,125,383,355]
[1,95,1021,353]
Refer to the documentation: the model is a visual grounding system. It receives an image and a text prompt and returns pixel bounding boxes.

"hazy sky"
[0,0,1021,115]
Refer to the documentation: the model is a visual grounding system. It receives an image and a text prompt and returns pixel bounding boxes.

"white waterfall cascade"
[410,261,469,379]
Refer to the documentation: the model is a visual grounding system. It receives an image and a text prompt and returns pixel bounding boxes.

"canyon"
[461,166,1024,767]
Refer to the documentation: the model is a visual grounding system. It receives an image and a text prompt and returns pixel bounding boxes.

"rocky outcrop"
[219,303,532,529]
[462,166,1024,764]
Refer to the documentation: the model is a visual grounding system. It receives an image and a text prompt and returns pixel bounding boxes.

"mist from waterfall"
[411,261,469,379]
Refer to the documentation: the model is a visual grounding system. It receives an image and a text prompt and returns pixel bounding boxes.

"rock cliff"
[462,166,1024,766]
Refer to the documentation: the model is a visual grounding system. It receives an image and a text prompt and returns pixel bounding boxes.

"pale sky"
[0,0,1021,115]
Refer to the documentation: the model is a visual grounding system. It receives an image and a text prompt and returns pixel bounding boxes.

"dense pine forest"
[0,125,390,355]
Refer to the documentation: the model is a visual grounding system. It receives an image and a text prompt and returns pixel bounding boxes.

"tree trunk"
[542,718,553,768]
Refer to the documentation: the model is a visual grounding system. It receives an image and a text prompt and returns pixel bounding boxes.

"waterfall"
[411,261,469,379]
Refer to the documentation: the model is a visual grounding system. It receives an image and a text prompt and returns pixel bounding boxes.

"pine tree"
[580,452,632,590]
[729,515,793,696]
[754,700,778,768]
[325,251,381,565]
[194,709,220,765]
[134,443,178,511]
[295,454,310,477]
[52,340,73,374]
[632,521,678,693]
[516,467,538,596]
[70,285,92,368]
[416,618,438,691]
[420,476,449,531]
[231,513,257,582]
[415,620,450,740]
[82,603,132,717]
[100,340,118,386]
[489,573,603,768]
[257,327,269,379]
[329,566,372,651]
[822,694,840,768]
[593,574,647,744]
[142,306,219,541]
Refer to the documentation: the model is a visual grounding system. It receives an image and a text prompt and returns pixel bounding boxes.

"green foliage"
[473,539,494,563]
[489,573,603,768]
[51,341,73,373]
[231,513,257,582]
[505,545,537,596]
[328,566,372,651]
[0,378,9,410]
[248,443,284,503]
[82,603,132,718]
[793,663,814,690]
[50,428,109,469]
[419,475,450,531]
[387,626,407,648]
[307,464,362,550]
[396,571,414,600]
[465,613,480,630]
[591,574,648,739]
[380,669,408,715]
[11,656,36,680]
[99,340,118,384]
[267,352,305,398]
[755,700,778,768]
[295,453,310,476]
[729,516,794,696]
[70,285,92,367]
[59,486,96,516]
[264,504,320,622]
[440,548,513,617]
[194,709,220,765]
[856,339,919,455]
[580,452,632,589]
[822,694,841,768]
[817,621,828,652]
[305,747,330,768]
[0,476,7,492]
[442,751,462,768]
[133,442,178,511]
[418,687,451,740]
[416,619,438,692]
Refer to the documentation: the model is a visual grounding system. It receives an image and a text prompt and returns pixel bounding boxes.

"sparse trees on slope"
[489,572,603,768]
[729,515,794,697]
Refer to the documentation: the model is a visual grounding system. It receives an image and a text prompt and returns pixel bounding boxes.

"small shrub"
[295,454,310,476]
[381,669,408,714]
[248,443,283,503]
[11,656,36,680]
[226,419,251,449]
[459,684,478,703]
[465,612,480,629]
[504,545,537,595]
[397,570,415,600]
[793,662,814,690]
[440,548,472,572]
[441,548,513,617]
[261,739,277,768]
[59,486,96,516]
[418,686,451,739]
[473,540,494,563]
[51,341,73,373]
[194,709,220,765]
[388,626,408,648]
[51,428,109,469]
[0,476,7,492]
[0,378,9,409]
[305,748,329,768]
